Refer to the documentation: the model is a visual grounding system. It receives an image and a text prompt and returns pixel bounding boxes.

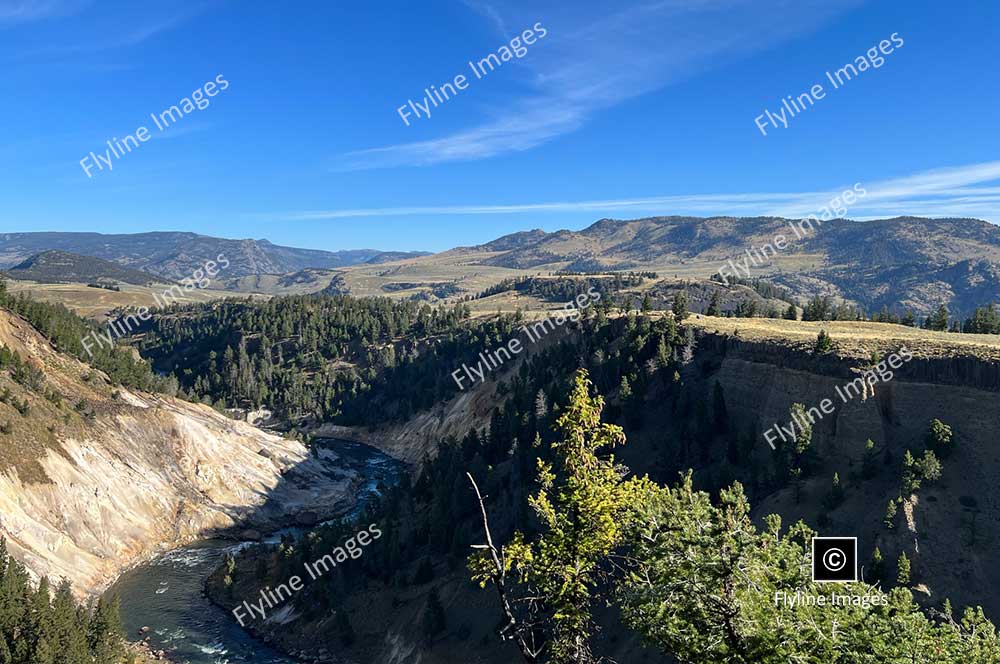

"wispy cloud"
[338,0,863,171]
[15,5,208,59]
[283,160,1000,224]
[0,0,90,24]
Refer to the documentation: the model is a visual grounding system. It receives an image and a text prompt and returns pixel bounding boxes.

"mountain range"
[0,232,429,280]
[4,217,1000,316]
[447,215,1000,315]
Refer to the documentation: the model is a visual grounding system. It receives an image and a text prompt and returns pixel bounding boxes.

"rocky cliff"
[690,322,1000,616]
[0,307,360,597]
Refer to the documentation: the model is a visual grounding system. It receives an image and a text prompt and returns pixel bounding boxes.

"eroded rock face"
[0,308,358,597]
[0,393,359,596]
[698,331,1000,616]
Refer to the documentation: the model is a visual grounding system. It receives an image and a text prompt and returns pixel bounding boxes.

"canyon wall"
[0,308,360,597]
[697,331,1000,615]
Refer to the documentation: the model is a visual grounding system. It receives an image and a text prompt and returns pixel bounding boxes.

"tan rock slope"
[0,307,358,596]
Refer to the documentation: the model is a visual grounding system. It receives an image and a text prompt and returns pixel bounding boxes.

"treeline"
[0,279,162,390]
[801,296,1000,334]
[710,274,797,305]
[139,295,474,422]
[0,540,134,664]
[472,275,644,302]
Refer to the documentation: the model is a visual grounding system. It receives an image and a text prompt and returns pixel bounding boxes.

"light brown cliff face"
[0,308,359,597]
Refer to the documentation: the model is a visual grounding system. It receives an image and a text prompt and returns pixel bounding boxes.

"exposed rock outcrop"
[0,307,359,597]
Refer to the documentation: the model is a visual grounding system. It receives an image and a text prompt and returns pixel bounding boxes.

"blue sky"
[2,0,998,252]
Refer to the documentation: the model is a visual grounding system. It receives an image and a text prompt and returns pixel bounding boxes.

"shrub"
[926,419,953,458]
[815,329,834,353]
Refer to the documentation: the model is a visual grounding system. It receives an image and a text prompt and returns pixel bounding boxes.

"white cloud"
[15,5,207,59]
[338,0,863,170]
[0,0,89,24]
[283,160,1000,224]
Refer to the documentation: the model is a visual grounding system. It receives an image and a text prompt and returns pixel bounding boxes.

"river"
[109,439,405,664]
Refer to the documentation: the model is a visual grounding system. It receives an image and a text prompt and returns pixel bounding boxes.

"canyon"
[0,306,362,598]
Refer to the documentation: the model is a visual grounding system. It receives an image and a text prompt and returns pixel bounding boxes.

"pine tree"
[671,292,688,321]
[790,403,813,458]
[784,303,797,320]
[534,389,548,419]
[707,291,722,317]
[470,370,641,664]
[619,375,632,401]
[929,303,950,331]
[884,498,898,528]
[827,472,844,507]
[901,450,919,495]
[814,329,834,353]
[88,596,125,663]
[897,552,911,585]
[641,294,652,313]
[655,338,670,369]
[52,579,90,664]
[862,439,878,479]
[871,547,885,584]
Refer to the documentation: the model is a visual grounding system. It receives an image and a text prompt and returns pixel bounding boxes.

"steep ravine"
[0,393,362,597]
[327,322,1000,623]
[0,307,362,597]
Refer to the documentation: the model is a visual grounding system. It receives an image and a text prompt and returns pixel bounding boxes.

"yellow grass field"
[4,280,238,320]
[687,313,1000,361]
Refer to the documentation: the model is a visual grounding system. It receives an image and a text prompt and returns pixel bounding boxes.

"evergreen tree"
[929,303,950,331]
[640,294,652,314]
[814,329,834,353]
[0,539,127,664]
[470,370,645,664]
[88,597,125,663]
[826,472,844,508]
[707,291,722,317]
[897,552,912,585]
[618,375,632,401]
[862,439,878,479]
[671,292,688,321]
[884,498,898,529]
[871,547,885,584]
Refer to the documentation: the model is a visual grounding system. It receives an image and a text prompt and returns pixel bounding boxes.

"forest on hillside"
[0,541,138,664]
[207,310,984,663]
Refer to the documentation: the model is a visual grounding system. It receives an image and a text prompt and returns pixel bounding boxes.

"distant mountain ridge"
[453,215,1000,315]
[0,232,428,280]
[6,217,1000,316]
[2,250,167,285]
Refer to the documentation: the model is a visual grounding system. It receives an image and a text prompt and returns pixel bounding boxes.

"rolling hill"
[376,215,1000,316]
[2,250,168,285]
